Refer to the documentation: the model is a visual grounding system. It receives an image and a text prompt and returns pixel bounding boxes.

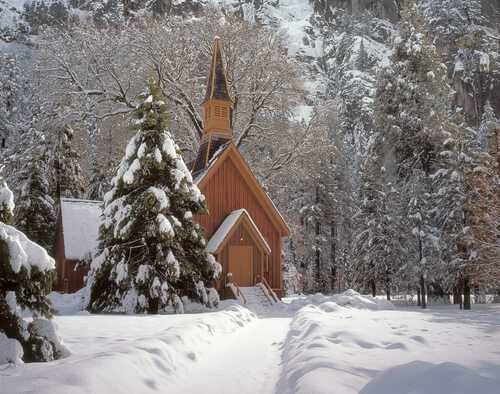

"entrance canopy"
[206,209,271,255]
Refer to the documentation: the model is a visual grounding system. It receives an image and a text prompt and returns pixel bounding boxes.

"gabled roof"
[204,36,232,103]
[206,209,271,254]
[195,142,290,237]
[191,135,231,174]
[60,198,102,261]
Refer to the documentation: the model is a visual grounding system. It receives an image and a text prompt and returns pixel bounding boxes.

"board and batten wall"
[196,155,283,294]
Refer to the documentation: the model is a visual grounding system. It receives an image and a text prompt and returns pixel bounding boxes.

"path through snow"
[167,317,291,394]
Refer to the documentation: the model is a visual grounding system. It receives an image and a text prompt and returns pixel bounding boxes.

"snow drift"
[278,291,500,394]
[282,289,394,312]
[1,305,256,394]
[359,361,499,394]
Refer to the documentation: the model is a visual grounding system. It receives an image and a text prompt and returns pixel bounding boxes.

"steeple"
[192,37,234,174]
[202,36,233,137]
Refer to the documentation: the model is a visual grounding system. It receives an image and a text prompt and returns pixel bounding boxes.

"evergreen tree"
[87,81,221,314]
[86,164,111,201]
[0,176,68,364]
[355,133,404,299]
[52,126,85,200]
[15,140,56,253]
[371,3,449,307]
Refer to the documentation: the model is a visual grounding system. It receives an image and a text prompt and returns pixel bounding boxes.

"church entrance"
[228,245,253,286]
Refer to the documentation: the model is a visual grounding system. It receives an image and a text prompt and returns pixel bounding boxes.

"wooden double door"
[228,245,254,287]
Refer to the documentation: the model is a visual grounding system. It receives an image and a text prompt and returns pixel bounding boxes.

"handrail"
[233,282,247,305]
[225,273,247,304]
[256,275,280,303]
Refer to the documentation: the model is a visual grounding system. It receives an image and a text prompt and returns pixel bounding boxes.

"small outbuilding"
[54,198,101,293]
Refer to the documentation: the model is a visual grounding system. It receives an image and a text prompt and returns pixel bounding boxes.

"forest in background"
[1,0,499,307]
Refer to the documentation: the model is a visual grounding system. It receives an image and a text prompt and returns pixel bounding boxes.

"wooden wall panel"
[197,156,282,292]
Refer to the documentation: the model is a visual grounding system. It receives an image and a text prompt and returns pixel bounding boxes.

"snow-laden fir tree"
[355,133,404,299]
[372,3,449,307]
[52,126,85,200]
[15,139,56,253]
[0,175,68,364]
[87,163,112,201]
[87,81,221,314]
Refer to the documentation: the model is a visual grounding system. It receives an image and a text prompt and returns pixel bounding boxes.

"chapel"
[55,37,290,298]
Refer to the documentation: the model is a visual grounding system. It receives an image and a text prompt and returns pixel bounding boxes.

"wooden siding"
[197,154,283,292]
[54,213,65,291]
[61,260,88,294]
[54,212,89,293]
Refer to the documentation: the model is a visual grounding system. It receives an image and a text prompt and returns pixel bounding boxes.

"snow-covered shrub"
[0,176,69,364]
[87,80,221,314]
[0,332,23,365]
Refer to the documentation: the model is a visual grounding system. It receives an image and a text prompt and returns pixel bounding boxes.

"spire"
[204,36,232,103]
[192,37,234,174]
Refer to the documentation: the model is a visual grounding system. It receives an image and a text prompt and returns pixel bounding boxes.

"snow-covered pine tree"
[372,2,450,307]
[355,132,404,299]
[86,163,111,201]
[0,176,68,364]
[15,140,56,253]
[52,126,85,200]
[87,81,221,314]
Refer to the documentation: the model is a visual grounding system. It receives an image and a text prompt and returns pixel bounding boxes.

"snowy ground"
[2,291,499,394]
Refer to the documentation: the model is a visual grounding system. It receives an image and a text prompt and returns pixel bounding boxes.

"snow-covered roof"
[206,209,271,254]
[60,198,102,261]
[193,141,230,184]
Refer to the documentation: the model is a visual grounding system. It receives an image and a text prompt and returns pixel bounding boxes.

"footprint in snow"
[383,342,407,350]
[410,335,427,345]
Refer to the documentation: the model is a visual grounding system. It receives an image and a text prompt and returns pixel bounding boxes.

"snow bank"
[278,299,500,394]
[360,361,499,394]
[29,319,71,360]
[0,332,23,365]
[283,289,394,312]
[47,290,89,315]
[2,305,256,394]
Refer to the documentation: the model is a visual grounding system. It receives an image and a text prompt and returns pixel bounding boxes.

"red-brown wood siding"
[54,213,66,291]
[54,212,89,293]
[196,156,282,293]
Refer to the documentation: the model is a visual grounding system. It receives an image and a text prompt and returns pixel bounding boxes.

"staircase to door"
[227,280,280,310]
[239,286,274,308]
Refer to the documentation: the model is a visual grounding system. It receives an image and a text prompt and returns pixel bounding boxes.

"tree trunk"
[385,268,391,301]
[148,298,159,314]
[330,221,336,292]
[463,276,471,310]
[123,0,130,18]
[370,280,376,298]
[417,287,421,306]
[420,275,427,309]
[453,286,461,304]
